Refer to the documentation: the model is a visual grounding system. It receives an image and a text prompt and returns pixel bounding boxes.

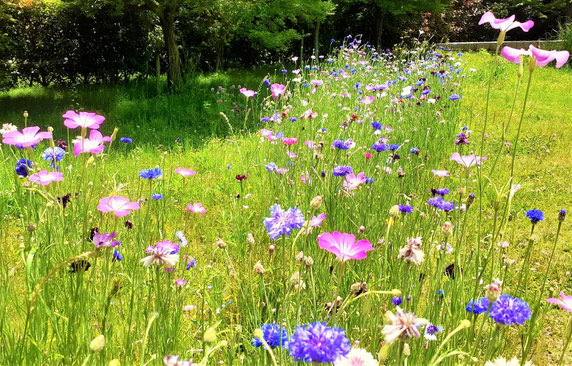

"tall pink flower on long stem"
[174,168,197,177]
[185,202,206,214]
[28,170,64,186]
[502,45,569,68]
[270,83,286,98]
[2,126,52,147]
[450,152,486,168]
[239,88,257,98]
[547,292,572,312]
[73,130,112,156]
[97,196,140,217]
[318,231,374,262]
[63,111,105,130]
[478,12,534,33]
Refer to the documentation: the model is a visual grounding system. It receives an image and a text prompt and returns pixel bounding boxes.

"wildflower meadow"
[0,11,571,366]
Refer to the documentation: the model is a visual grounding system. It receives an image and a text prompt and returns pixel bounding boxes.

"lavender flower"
[288,322,351,363]
[263,204,305,240]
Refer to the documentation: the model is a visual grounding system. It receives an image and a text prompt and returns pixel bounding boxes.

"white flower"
[382,307,428,344]
[485,356,533,366]
[141,247,179,267]
[0,123,17,135]
[334,348,378,366]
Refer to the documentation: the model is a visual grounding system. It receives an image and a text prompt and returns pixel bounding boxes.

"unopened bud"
[296,251,304,264]
[358,225,365,233]
[403,343,410,357]
[246,233,255,245]
[268,245,275,254]
[558,209,566,222]
[485,278,502,303]
[389,205,400,217]
[203,327,217,344]
[304,256,314,268]
[110,127,119,142]
[23,111,29,118]
[310,196,322,210]
[529,56,537,72]
[518,59,524,77]
[442,221,453,238]
[466,193,475,208]
[253,261,265,275]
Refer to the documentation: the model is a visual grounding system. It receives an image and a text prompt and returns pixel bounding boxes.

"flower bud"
[110,127,119,142]
[559,209,566,222]
[403,343,410,357]
[466,193,475,208]
[529,56,537,72]
[518,59,524,77]
[304,256,314,268]
[485,278,502,303]
[23,111,29,118]
[268,245,275,254]
[460,319,471,329]
[358,225,365,233]
[203,327,217,344]
[253,261,265,275]
[246,233,255,245]
[296,251,304,264]
[442,221,453,238]
[389,205,400,218]
[310,196,322,210]
[90,335,105,353]
[253,328,264,340]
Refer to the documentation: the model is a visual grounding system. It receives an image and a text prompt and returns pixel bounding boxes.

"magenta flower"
[73,130,112,156]
[28,170,64,186]
[239,88,257,98]
[174,168,197,177]
[283,137,298,146]
[185,202,206,214]
[478,12,534,33]
[2,126,52,147]
[450,152,486,168]
[547,292,572,312]
[502,45,569,68]
[431,169,450,177]
[62,111,105,130]
[97,196,140,217]
[270,83,286,98]
[359,96,376,105]
[343,172,366,191]
[309,213,326,228]
[93,231,121,249]
[318,231,374,262]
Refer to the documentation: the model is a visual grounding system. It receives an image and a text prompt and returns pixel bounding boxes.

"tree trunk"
[155,53,161,95]
[375,7,384,51]
[215,41,224,71]
[314,21,320,56]
[158,5,181,90]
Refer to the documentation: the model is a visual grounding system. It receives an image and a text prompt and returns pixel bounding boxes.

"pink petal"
[501,46,529,64]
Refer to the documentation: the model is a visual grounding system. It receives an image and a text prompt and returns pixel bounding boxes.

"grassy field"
[0,48,570,365]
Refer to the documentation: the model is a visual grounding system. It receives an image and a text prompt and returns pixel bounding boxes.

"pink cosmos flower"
[175,279,187,287]
[62,110,105,130]
[547,292,572,312]
[309,213,326,228]
[478,12,534,33]
[73,130,112,156]
[174,168,197,177]
[450,152,486,168]
[185,202,206,214]
[502,45,569,68]
[310,79,323,86]
[2,126,52,147]
[318,231,374,262]
[28,170,64,186]
[97,196,140,217]
[283,137,298,146]
[360,96,376,105]
[343,172,366,191]
[93,231,121,249]
[431,169,450,177]
[270,83,286,98]
[301,109,318,119]
[239,88,257,97]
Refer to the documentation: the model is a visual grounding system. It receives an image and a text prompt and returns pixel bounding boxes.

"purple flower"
[466,297,490,314]
[333,166,353,177]
[489,294,531,325]
[263,204,305,240]
[252,323,288,348]
[398,204,413,213]
[15,159,33,177]
[372,142,386,152]
[392,297,402,305]
[449,94,460,101]
[288,322,351,363]
[428,196,454,212]
[120,137,133,144]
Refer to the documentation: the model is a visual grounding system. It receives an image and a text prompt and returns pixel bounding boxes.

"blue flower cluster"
[252,323,288,348]
[15,159,33,177]
[333,166,353,177]
[489,294,531,326]
[428,196,454,212]
[526,209,544,224]
[288,322,351,363]
[263,204,305,240]
[139,168,163,180]
[41,147,65,168]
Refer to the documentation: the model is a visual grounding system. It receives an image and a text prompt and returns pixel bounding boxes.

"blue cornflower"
[41,147,65,168]
[263,78,271,86]
[387,144,400,151]
[120,137,133,144]
[332,139,353,150]
[263,204,305,240]
[392,297,402,305]
[424,324,443,341]
[365,176,374,184]
[289,117,298,122]
[333,166,353,177]
[371,122,382,130]
[261,117,271,122]
[113,249,123,262]
[266,162,278,172]
[186,258,196,270]
[429,197,455,212]
[559,209,566,221]
[15,159,33,177]
[275,132,285,139]
[398,204,413,213]
[152,193,163,200]
[288,322,351,363]
[449,94,460,100]
[526,209,544,224]
[435,188,450,196]
[252,323,288,348]
[410,147,420,155]
[372,142,386,152]
[489,294,531,326]
[466,297,490,314]
[139,168,162,180]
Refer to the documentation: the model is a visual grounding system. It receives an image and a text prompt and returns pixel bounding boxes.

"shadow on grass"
[0,65,281,148]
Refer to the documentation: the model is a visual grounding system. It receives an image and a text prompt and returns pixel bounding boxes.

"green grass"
[0,49,570,365]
